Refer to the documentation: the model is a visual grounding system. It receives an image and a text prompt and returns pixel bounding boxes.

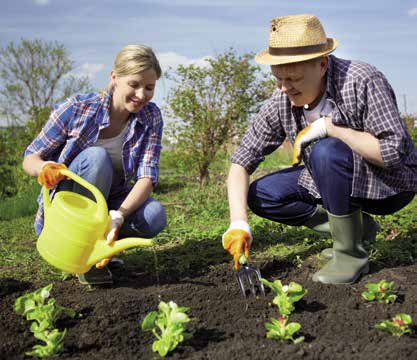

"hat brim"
[255,38,338,65]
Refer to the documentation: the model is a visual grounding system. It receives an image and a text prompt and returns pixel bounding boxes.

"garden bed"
[1,256,417,359]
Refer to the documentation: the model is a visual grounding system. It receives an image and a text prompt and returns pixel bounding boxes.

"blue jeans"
[56,147,166,238]
[248,138,414,225]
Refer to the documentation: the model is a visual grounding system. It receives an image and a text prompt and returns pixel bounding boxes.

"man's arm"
[325,117,384,167]
[227,163,250,222]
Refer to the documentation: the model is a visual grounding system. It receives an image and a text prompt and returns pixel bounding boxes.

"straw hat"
[255,14,338,65]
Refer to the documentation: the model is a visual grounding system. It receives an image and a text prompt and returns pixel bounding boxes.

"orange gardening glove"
[292,117,327,166]
[37,162,68,189]
[96,210,125,269]
[222,221,252,270]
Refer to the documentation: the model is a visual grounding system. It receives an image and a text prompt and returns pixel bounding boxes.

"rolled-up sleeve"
[231,98,286,174]
[136,106,163,185]
[24,99,74,159]
[363,74,408,168]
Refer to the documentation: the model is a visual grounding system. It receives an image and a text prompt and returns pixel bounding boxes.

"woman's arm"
[22,153,53,177]
[117,177,153,218]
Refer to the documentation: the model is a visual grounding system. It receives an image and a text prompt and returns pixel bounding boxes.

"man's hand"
[96,210,125,269]
[37,162,68,189]
[222,220,252,270]
[292,117,327,166]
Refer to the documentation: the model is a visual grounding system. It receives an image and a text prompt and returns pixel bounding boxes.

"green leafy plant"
[361,279,397,304]
[374,313,413,337]
[261,279,307,316]
[265,315,304,344]
[141,300,192,357]
[14,284,76,358]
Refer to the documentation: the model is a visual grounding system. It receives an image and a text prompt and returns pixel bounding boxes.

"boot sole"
[313,262,369,285]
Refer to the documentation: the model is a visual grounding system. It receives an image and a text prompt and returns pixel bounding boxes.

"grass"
[1,148,417,285]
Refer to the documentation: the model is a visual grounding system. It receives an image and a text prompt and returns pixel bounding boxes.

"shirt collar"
[96,90,112,127]
[325,55,336,99]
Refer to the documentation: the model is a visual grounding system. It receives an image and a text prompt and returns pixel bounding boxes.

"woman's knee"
[133,199,167,238]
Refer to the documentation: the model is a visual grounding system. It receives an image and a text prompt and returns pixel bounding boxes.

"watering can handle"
[42,168,108,223]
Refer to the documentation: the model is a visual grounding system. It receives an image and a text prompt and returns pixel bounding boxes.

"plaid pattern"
[24,91,163,234]
[231,55,417,199]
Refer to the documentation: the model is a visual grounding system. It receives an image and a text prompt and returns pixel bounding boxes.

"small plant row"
[14,278,413,358]
[14,284,76,358]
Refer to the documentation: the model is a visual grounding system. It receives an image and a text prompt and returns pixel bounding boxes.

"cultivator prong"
[236,264,265,297]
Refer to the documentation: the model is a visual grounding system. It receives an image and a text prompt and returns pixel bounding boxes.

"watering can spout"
[87,237,154,267]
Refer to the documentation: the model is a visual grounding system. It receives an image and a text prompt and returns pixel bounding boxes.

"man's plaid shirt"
[231,55,417,199]
[24,91,163,235]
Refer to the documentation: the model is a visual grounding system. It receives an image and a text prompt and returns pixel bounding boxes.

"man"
[222,14,416,284]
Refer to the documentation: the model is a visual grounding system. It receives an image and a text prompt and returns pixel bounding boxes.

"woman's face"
[111,68,158,115]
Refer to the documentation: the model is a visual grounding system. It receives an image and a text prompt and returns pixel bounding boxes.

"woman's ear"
[110,71,117,88]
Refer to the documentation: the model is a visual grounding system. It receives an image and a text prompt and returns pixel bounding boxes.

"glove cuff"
[109,210,124,224]
[228,220,251,235]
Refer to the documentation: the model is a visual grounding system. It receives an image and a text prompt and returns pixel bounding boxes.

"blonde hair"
[101,44,161,97]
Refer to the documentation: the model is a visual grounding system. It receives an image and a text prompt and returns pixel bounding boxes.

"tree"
[165,48,276,185]
[0,39,92,125]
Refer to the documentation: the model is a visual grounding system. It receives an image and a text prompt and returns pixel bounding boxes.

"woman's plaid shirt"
[231,55,417,199]
[24,92,163,234]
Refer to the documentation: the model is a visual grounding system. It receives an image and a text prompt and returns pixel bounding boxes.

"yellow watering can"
[37,169,153,274]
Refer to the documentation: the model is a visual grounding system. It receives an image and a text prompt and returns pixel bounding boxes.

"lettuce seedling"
[361,279,397,304]
[141,301,192,357]
[265,316,304,344]
[374,313,413,337]
[14,284,52,318]
[26,329,68,358]
[261,278,307,316]
[14,284,76,358]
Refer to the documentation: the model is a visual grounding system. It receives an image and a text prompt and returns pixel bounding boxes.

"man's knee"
[310,138,352,172]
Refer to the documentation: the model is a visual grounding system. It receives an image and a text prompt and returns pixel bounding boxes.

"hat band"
[269,43,328,56]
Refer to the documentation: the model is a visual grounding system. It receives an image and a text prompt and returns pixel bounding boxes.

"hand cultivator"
[235,255,265,297]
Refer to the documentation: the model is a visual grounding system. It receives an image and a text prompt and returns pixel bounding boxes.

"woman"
[23,45,167,286]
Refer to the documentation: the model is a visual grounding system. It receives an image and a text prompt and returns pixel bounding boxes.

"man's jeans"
[56,146,166,238]
[247,138,415,225]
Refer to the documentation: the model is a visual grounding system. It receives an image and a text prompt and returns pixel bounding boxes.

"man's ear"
[320,56,329,77]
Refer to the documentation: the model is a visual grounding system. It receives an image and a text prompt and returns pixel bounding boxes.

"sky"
[1,0,417,126]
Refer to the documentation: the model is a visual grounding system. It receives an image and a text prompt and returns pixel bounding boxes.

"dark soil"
[1,257,417,360]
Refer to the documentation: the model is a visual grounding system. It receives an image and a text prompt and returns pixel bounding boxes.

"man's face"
[271,57,328,107]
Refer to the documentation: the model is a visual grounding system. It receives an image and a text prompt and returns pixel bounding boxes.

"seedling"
[361,279,397,304]
[141,300,192,357]
[265,316,304,344]
[14,284,76,358]
[261,278,307,316]
[374,313,412,337]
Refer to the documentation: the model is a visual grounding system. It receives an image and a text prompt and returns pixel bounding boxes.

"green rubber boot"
[320,212,379,260]
[312,209,369,284]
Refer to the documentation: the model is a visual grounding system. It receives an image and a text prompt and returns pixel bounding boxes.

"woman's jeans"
[56,147,166,238]
[248,138,415,226]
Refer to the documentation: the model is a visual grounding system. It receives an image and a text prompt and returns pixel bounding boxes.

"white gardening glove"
[222,220,253,270]
[96,210,124,269]
[292,117,328,166]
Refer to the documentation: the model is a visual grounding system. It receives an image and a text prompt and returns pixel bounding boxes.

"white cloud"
[34,0,50,5]
[408,7,417,16]
[157,52,213,72]
[73,62,105,80]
